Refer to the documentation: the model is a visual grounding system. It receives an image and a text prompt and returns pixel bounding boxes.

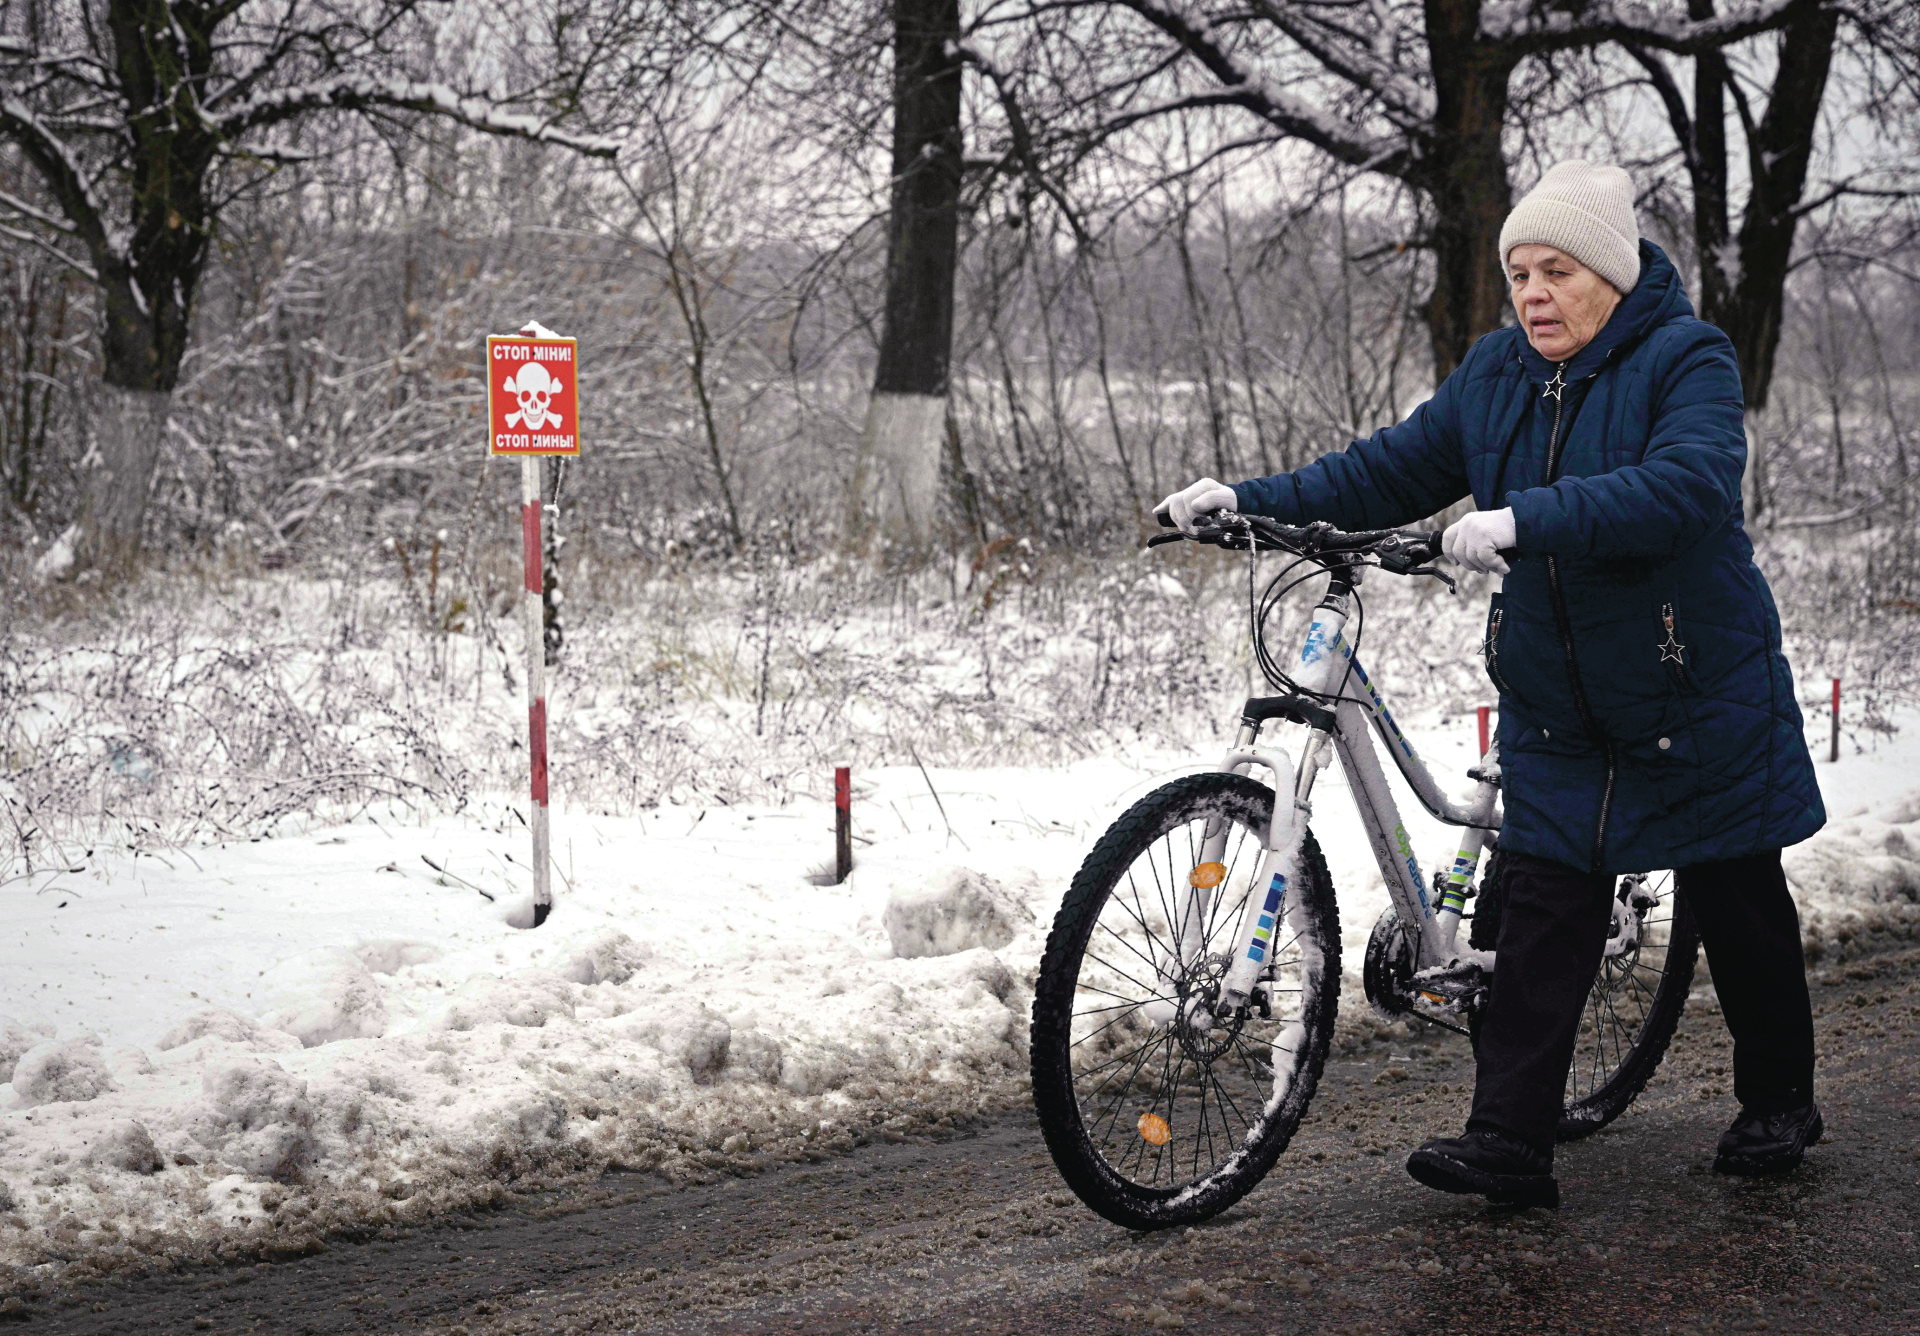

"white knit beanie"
[1498,161,1641,294]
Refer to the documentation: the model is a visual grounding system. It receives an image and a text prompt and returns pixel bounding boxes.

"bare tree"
[1626,4,1830,405]
[851,0,966,546]
[0,0,647,579]
[965,0,1846,379]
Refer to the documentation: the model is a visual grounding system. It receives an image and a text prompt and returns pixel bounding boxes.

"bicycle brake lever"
[1408,563,1458,593]
[1145,531,1188,548]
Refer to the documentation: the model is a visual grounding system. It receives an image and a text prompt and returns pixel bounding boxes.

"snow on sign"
[487,335,580,456]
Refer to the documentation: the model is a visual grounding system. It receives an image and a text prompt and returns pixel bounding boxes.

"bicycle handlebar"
[1148,511,1446,579]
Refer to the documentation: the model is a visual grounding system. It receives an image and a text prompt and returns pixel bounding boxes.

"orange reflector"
[1189,862,1227,890]
[1419,991,1445,1005]
[1137,1112,1172,1146]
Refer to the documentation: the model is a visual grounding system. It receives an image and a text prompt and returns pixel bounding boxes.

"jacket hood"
[1518,240,1691,383]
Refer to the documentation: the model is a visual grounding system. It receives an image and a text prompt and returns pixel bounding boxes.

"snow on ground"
[1780,707,1920,957]
[1,692,1915,1282]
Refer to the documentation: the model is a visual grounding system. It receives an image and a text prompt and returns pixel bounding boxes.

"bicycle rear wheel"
[1558,869,1700,1138]
[1030,772,1340,1230]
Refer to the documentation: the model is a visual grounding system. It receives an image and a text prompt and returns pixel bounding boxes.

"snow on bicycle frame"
[1147,514,1500,1026]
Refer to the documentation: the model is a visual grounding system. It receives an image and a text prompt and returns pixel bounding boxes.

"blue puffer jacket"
[1231,241,1823,873]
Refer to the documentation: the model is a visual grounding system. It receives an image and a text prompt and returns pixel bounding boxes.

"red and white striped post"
[1476,705,1491,760]
[486,322,580,927]
[523,459,552,923]
[1830,677,1841,764]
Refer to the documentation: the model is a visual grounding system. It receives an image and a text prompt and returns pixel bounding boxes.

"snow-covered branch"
[1112,0,1406,169]
[211,75,626,157]
[949,39,1091,240]
[0,91,117,260]
[1246,0,1433,125]
[1482,0,1821,56]
[0,218,96,278]
[0,185,80,236]
[214,138,319,167]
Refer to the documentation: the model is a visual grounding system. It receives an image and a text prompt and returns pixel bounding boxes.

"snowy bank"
[2,699,1914,1288]
[0,762,1115,1286]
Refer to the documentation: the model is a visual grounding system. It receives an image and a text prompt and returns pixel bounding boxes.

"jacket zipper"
[1484,603,1513,695]
[1658,602,1694,691]
[1540,364,1616,872]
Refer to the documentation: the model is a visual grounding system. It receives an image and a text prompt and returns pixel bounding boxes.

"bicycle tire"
[1030,772,1340,1230]
[1558,869,1700,1139]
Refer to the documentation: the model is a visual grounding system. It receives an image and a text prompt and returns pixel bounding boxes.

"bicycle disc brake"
[1603,873,1659,960]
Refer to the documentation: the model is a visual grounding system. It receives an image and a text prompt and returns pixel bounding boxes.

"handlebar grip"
[1155,509,1176,528]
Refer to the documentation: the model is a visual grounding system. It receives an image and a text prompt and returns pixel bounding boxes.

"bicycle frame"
[1177,570,1502,1017]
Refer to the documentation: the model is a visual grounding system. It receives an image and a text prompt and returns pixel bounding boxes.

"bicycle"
[1029,514,1702,1229]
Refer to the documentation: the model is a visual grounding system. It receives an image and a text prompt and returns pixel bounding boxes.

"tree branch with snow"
[210,74,626,157]
[1483,0,1826,56]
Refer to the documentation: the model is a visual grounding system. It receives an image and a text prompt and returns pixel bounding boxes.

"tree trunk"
[39,225,197,580]
[36,382,170,579]
[1716,9,1838,410]
[1417,0,1516,379]
[852,0,964,548]
[1636,4,1836,416]
[1688,0,1734,325]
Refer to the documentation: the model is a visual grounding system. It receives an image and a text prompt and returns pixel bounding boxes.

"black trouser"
[1469,848,1816,1156]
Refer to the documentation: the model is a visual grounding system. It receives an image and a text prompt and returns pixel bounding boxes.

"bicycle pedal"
[1411,957,1490,1001]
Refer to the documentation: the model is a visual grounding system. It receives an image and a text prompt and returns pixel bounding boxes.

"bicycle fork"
[1170,586,1353,1022]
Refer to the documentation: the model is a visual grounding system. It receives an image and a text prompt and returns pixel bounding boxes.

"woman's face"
[1508,245,1623,362]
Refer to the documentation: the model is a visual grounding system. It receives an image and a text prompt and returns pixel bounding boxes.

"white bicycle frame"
[1176,572,1503,1017]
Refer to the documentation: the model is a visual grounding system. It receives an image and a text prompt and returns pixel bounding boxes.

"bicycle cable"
[1247,545,1372,708]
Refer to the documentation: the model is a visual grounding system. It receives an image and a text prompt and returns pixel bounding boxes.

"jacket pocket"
[1483,593,1514,696]
[1656,601,1696,693]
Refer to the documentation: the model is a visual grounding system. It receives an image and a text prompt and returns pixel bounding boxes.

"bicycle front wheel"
[1030,772,1340,1230]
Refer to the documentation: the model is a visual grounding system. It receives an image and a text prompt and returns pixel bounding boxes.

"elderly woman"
[1158,161,1824,1208]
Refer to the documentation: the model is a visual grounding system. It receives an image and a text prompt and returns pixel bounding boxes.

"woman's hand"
[1154,478,1237,533]
[1442,508,1517,575]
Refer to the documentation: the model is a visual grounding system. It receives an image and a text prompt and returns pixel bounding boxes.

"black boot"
[1406,1126,1559,1209]
[1714,1102,1823,1176]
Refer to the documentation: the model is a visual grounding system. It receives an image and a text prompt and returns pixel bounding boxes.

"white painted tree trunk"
[851,391,946,547]
[35,384,171,580]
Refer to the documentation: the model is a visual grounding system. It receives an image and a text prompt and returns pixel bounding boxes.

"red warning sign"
[487,336,580,456]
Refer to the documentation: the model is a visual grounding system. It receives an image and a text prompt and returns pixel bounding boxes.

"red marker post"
[1476,706,1491,760]
[487,324,581,925]
[834,766,852,884]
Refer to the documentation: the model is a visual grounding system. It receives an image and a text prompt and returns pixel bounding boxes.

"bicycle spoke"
[1075,1032,1174,1090]
[1203,1051,1257,1142]
[1080,946,1173,1004]
[1069,1004,1160,1056]
[1070,980,1163,1012]
[1106,876,1177,974]
[1088,1030,1174,1144]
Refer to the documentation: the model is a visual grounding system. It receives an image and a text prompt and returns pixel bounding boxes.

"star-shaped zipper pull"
[1659,604,1687,665]
[1542,363,1567,402]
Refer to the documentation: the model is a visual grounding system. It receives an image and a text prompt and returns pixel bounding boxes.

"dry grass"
[4,525,1904,879]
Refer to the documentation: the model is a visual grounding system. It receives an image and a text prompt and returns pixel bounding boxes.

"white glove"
[1154,477,1237,533]
[1442,507,1517,575]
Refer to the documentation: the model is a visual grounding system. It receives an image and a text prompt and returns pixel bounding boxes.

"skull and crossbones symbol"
[503,362,564,430]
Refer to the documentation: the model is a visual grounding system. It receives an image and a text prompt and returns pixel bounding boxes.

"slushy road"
[17,943,1920,1336]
